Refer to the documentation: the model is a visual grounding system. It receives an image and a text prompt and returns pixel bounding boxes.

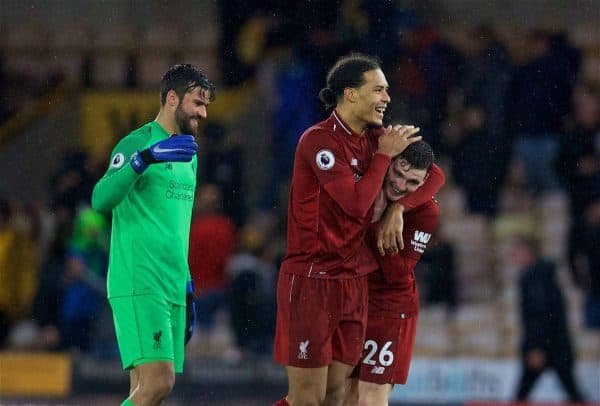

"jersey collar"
[331,109,361,137]
[150,121,170,138]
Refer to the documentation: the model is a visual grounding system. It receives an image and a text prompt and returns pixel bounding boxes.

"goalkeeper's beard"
[175,105,200,138]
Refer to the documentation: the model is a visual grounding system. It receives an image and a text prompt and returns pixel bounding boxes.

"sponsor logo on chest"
[411,230,431,253]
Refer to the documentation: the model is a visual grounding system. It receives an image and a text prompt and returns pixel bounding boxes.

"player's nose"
[197,105,207,119]
[382,89,391,103]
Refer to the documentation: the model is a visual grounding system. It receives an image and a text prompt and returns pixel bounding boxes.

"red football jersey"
[280,110,391,279]
[188,215,236,293]
[367,199,440,316]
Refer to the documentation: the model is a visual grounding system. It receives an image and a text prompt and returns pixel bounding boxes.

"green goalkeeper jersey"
[92,121,196,305]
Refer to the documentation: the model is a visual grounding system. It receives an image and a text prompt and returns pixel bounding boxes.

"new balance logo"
[371,366,385,375]
[298,340,309,359]
[414,231,431,243]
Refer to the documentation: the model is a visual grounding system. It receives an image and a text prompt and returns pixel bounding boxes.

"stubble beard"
[175,105,199,138]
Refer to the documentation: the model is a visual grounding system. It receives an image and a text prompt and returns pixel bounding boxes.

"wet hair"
[160,64,215,105]
[399,140,435,171]
[318,53,381,110]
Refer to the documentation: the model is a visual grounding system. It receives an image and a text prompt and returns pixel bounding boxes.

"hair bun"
[319,87,336,106]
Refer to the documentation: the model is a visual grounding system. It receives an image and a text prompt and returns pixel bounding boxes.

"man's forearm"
[92,164,139,213]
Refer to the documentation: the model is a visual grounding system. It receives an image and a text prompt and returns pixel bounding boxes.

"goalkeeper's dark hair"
[319,53,381,110]
[399,139,435,171]
[160,64,215,105]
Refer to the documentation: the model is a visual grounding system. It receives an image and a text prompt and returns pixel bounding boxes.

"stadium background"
[0,0,599,404]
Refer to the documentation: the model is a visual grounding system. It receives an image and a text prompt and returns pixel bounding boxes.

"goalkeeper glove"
[184,280,197,345]
[130,134,198,174]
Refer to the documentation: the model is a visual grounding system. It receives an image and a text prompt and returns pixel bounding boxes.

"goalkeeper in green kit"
[92,64,214,406]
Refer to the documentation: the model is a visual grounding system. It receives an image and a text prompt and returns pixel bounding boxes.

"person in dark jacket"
[512,235,585,402]
[556,84,600,329]
[508,30,577,195]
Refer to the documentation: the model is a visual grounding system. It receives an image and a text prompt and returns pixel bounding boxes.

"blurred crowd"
[0,2,598,370]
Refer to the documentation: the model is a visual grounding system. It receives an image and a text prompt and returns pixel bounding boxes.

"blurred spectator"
[49,150,97,216]
[403,25,464,152]
[0,199,40,348]
[463,24,512,143]
[0,198,17,347]
[30,201,75,350]
[227,225,277,358]
[462,25,512,197]
[576,200,600,329]
[447,105,501,215]
[202,122,245,224]
[557,85,600,326]
[549,31,582,91]
[59,207,109,351]
[512,235,585,402]
[335,0,370,51]
[0,57,10,124]
[508,29,576,195]
[331,0,398,62]
[219,2,261,86]
[188,184,236,345]
[420,233,457,311]
[292,0,349,80]
[259,26,318,209]
[360,1,400,62]
[558,83,600,214]
[385,10,424,123]
[31,232,66,350]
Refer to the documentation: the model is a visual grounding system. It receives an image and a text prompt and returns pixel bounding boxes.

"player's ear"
[344,87,357,103]
[166,89,180,108]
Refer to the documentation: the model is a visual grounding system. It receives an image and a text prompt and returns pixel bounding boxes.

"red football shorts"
[355,313,418,385]
[274,273,368,368]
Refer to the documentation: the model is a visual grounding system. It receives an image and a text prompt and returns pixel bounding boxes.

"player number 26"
[363,339,394,367]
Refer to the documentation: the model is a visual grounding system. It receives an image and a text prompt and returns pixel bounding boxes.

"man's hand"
[377,203,405,256]
[377,125,421,158]
[184,281,197,346]
[130,134,198,174]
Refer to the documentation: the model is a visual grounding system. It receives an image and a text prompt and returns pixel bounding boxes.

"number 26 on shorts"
[363,339,394,367]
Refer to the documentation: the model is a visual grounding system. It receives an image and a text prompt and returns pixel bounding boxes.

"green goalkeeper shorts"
[109,294,185,373]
